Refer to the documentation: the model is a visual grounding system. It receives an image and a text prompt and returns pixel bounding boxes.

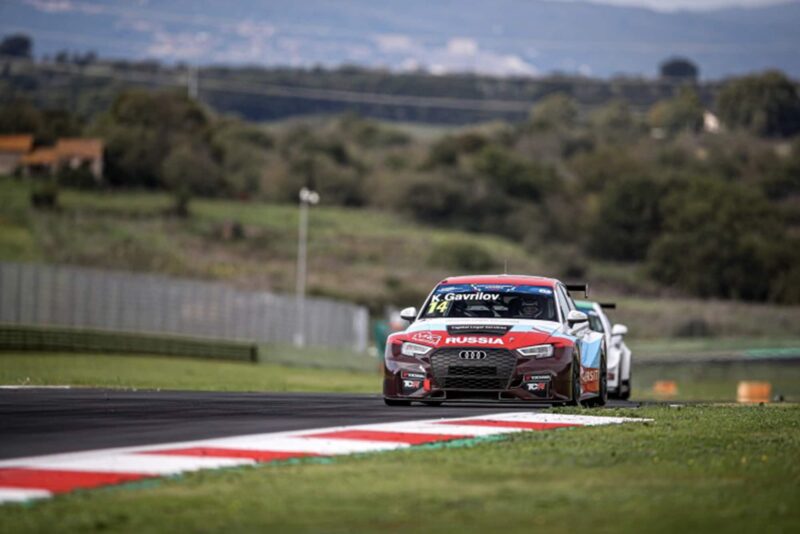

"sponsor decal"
[432,292,500,303]
[581,368,600,384]
[526,382,547,392]
[524,374,551,382]
[403,380,421,389]
[459,350,487,360]
[447,324,510,336]
[412,331,442,345]
[445,336,504,346]
[401,371,426,380]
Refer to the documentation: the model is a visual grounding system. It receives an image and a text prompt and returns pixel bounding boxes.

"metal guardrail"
[0,262,369,351]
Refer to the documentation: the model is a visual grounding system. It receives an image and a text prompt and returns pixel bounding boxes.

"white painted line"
[0,385,72,390]
[0,487,51,503]
[204,436,409,455]
[22,453,253,475]
[350,421,524,437]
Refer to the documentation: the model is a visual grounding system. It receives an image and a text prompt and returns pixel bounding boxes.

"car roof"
[438,274,559,288]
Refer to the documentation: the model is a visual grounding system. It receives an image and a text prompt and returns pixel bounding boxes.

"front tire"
[384,398,411,407]
[567,353,581,406]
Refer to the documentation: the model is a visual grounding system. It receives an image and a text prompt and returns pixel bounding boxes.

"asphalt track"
[0,389,639,460]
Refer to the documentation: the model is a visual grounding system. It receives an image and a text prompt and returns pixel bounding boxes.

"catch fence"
[0,262,369,351]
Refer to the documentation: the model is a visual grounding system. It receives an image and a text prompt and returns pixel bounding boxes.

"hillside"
[2,179,799,341]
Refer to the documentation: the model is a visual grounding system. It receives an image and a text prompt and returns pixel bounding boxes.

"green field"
[0,353,380,393]
[0,404,797,533]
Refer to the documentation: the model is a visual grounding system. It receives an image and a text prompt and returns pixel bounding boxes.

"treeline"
[1,56,718,125]
[1,69,799,304]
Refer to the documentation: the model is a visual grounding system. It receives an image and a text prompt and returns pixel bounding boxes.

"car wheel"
[567,353,581,406]
[384,398,411,407]
[619,377,631,400]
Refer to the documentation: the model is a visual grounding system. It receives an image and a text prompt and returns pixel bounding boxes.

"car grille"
[430,348,516,390]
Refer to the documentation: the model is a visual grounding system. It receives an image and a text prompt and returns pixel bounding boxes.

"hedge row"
[0,324,258,362]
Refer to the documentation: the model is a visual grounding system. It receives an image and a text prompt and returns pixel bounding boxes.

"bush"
[428,240,496,272]
[647,178,786,301]
[717,71,800,138]
[648,87,704,134]
[588,175,664,261]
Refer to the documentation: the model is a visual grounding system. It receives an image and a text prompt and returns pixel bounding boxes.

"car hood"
[394,318,570,350]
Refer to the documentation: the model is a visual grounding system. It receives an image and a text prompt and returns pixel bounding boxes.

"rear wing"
[565,283,589,298]
[599,302,616,310]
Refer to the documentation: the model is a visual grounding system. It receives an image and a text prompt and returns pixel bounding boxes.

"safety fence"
[0,262,369,352]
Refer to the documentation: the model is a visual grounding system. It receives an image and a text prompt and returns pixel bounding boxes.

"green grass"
[0,352,380,393]
[0,404,797,533]
[634,361,800,401]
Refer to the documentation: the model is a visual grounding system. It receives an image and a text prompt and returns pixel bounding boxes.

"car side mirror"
[566,310,588,326]
[400,307,418,322]
[611,324,628,336]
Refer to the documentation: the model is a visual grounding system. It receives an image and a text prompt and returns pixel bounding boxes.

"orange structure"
[737,381,771,403]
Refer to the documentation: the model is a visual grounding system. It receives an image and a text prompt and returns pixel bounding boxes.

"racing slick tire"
[384,398,411,407]
[619,376,632,400]
[567,354,581,406]
[584,350,608,408]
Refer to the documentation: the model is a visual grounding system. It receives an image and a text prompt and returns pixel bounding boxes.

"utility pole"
[294,187,320,347]
[187,65,199,100]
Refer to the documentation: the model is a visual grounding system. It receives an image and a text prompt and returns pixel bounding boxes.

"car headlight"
[517,344,554,358]
[401,342,433,357]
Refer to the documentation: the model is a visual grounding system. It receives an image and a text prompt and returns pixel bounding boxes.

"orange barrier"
[737,381,772,403]
[652,380,678,397]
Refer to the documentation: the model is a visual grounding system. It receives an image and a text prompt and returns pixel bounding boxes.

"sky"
[564,0,791,9]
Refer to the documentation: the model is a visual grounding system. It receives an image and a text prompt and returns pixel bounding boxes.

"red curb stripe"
[0,468,149,493]
[140,447,319,461]
[303,429,470,445]
[438,420,581,431]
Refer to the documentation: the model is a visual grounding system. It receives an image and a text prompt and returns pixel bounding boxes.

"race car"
[383,275,607,406]
[575,300,632,400]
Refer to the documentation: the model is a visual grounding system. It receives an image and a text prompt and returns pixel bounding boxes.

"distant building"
[54,138,104,180]
[15,137,104,181]
[0,135,34,175]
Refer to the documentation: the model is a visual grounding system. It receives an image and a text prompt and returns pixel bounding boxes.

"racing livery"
[575,300,632,400]
[383,275,607,406]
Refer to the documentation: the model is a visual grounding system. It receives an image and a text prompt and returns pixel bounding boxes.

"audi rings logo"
[459,350,487,360]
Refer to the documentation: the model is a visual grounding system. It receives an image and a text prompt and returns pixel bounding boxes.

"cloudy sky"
[565,0,790,9]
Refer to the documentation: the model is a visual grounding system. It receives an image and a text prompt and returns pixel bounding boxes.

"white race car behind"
[575,300,632,399]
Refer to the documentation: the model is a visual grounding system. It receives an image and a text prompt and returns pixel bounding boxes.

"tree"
[0,34,33,58]
[648,87,704,134]
[91,90,210,188]
[647,178,784,301]
[659,57,699,82]
[161,143,222,216]
[588,175,664,261]
[717,71,800,138]
[530,93,578,130]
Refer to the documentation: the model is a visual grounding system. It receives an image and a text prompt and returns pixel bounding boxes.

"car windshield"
[585,311,605,333]
[421,284,557,321]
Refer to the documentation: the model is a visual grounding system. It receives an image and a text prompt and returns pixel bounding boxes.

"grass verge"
[0,352,380,393]
[0,404,797,533]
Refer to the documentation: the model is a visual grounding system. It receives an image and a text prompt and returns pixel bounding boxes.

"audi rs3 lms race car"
[383,275,608,406]
[575,300,633,400]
